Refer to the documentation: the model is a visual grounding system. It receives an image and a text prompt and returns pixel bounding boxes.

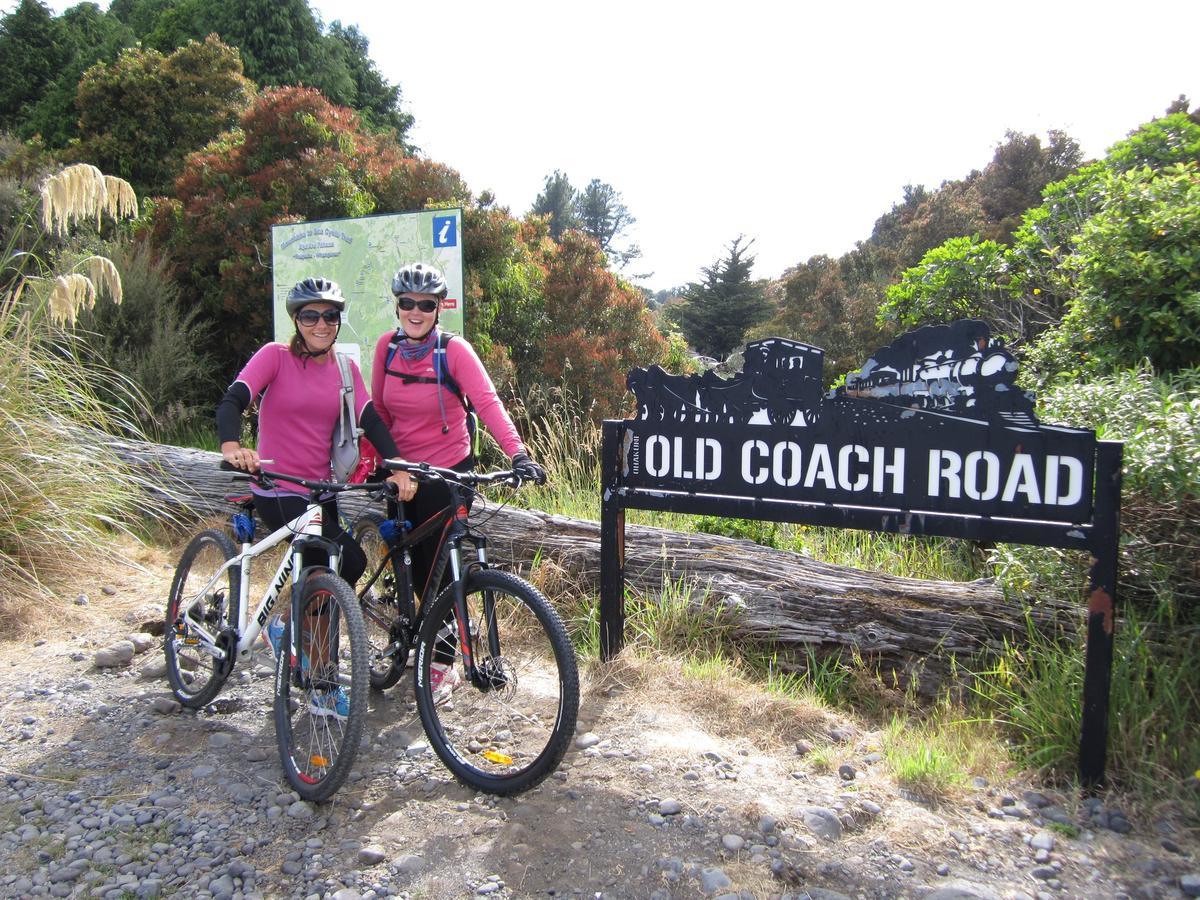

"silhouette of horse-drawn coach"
[627,338,825,426]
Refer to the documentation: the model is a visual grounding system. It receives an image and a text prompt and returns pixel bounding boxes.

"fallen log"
[111,437,1079,687]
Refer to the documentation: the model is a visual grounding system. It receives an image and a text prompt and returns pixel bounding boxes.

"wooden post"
[1078,440,1123,787]
[599,421,626,661]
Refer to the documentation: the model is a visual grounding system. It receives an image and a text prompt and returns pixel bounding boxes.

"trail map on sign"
[271,209,464,384]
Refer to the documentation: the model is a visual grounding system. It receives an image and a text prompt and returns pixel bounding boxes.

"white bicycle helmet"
[391,263,448,299]
[286,277,346,313]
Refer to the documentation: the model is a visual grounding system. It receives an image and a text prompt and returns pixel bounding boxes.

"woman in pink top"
[371,263,545,693]
[217,277,415,588]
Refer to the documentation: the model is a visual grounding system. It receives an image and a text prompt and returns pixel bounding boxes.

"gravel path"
[1,576,1198,899]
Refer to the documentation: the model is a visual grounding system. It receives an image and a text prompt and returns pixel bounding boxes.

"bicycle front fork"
[444,535,504,687]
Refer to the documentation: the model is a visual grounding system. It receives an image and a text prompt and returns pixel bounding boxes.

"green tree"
[1028,163,1200,378]
[14,3,134,147]
[672,237,773,359]
[75,36,255,196]
[0,0,67,133]
[209,0,322,88]
[574,178,640,268]
[530,170,579,240]
[140,0,214,52]
[977,130,1082,241]
[325,22,412,141]
[880,236,1021,334]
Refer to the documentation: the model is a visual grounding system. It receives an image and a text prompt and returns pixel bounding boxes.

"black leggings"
[255,493,367,588]
[382,455,474,603]
[383,456,474,665]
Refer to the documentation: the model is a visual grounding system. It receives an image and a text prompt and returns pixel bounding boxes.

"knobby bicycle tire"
[164,529,240,709]
[352,512,405,691]
[414,568,579,795]
[273,571,369,802]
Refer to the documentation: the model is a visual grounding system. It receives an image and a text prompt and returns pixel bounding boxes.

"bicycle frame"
[358,471,503,683]
[175,501,341,663]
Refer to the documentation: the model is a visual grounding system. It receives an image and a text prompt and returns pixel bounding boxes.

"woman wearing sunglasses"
[370,263,545,697]
[218,277,415,589]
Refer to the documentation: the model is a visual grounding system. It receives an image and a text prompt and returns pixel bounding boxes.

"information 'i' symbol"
[432,214,457,248]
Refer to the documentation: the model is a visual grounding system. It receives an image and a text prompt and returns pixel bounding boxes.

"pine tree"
[531,170,579,240]
[673,237,773,359]
[0,0,67,131]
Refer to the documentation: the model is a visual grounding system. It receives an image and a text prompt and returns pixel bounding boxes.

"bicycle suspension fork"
[445,533,503,678]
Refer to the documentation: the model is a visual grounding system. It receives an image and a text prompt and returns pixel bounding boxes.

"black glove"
[511,452,547,485]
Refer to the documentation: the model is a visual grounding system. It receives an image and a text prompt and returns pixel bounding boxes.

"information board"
[270,209,464,382]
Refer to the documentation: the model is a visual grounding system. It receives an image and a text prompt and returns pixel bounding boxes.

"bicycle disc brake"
[472,656,514,694]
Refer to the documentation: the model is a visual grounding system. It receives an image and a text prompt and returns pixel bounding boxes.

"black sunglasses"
[397,297,439,313]
[295,309,342,326]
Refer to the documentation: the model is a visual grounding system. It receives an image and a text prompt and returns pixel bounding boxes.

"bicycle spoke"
[165,530,238,708]
[415,569,578,794]
[274,573,367,802]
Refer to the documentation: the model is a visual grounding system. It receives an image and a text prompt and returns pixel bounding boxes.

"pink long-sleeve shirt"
[371,329,525,467]
[235,343,371,495]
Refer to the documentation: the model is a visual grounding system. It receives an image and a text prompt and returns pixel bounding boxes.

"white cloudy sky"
[16,0,1200,290]
[305,0,1199,289]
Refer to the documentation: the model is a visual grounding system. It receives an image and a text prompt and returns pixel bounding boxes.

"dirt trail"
[0,539,1197,900]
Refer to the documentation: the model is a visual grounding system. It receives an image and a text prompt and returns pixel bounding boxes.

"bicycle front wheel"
[164,529,239,708]
[273,571,368,802]
[414,569,579,795]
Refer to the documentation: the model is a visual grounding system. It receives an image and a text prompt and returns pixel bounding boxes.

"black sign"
[603,320,1122,786]
[623,323,1096,525]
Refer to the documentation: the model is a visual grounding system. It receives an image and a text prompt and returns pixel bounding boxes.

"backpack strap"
[384,331,466,407]
[383,331,479,460]
[334,351,361,440]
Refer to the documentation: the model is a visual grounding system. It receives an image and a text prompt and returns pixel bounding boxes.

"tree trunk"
[113,437,1077,688]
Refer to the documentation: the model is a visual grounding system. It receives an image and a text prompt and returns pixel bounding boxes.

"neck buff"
[397,328,437,362]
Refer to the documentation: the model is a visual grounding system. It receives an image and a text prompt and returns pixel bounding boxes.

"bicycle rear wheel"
[273,571,368,802]
[353,512,406,690]
[414,569,579,795]
[164,529,239,708]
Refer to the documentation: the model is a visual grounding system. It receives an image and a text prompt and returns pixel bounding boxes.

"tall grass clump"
[505,384,604,519]
[974,367,1200,803]
[971,612,1200,804]
[563,576,741,662]
[881,713,998,803]
[0,164,153,633]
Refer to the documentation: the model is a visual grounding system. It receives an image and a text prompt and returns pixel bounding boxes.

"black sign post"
[600,322,1122,786]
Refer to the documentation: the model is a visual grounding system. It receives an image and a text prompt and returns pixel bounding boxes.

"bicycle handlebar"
[220,460,397,499]
[381,458,531,488]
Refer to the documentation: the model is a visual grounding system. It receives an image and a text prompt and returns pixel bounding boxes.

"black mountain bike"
[352,461,579,795]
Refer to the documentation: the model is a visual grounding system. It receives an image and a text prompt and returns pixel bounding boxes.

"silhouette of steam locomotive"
[837,320,1034,417]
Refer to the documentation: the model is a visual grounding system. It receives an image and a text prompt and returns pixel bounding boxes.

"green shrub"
[1030,366,1200,613]
[74,239,216,441]
[1026,164,1200,380]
